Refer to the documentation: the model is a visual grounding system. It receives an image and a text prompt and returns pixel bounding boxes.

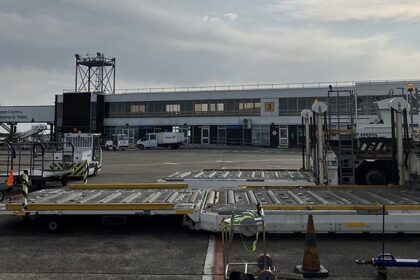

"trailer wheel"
[0,190,4,202]
[48,220,60,233]
[61,175,69,187]
[138,144,144,150]
[365,169,387,185]
[31,180,44,191]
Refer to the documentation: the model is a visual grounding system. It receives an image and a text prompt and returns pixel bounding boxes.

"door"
[201,126,210,144]
[218,126,226,144]
[149,133,158,147]
[279,126,289,147]
[270,124,279,147]
[121,128,135,144]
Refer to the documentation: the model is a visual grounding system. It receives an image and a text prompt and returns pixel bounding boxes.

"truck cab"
[58,133,103,177]
[137,133,158,149]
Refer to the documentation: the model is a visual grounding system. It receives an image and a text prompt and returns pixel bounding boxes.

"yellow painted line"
[175,209,194,215]
[70,183,188,190]
[26,203,174,211]
[345,222,366,228]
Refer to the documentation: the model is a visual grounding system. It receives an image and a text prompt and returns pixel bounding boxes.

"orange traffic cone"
[294,215,329,277]
[6,169,14,187]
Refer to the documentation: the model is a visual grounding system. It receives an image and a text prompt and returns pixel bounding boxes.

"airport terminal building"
[54,79,420,148]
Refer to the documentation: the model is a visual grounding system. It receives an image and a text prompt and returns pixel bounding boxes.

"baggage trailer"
[0,140,73,191]
[2,184,420,234]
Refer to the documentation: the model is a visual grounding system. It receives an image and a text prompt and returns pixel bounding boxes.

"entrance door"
[201,126,210,144]
[279,126,289,147]
[122,128,135,144]
[217,126,226,144]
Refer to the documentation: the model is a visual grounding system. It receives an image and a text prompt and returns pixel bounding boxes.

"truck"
[51,133,103,178]
[137,132,185,150]
[302,85,420,186]
[105,134,129,151]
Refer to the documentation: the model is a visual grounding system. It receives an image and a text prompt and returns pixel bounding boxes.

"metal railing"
[63,80,357,94]
[62,79,420,95]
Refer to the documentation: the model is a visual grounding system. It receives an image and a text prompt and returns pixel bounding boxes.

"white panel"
[0,106,54,123]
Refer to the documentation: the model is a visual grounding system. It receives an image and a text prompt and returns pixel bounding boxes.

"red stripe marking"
[214,236,224,280]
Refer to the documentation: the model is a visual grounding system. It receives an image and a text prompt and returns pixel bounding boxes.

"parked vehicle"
[52,133,103,177]
[105,134,129,151]
[137,132,185,149]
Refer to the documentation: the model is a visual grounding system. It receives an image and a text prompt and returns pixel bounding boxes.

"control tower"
[74,52,116,94]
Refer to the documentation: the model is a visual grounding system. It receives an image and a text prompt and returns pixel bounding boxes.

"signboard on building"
[0,106,55,123]
[265,102,274,112]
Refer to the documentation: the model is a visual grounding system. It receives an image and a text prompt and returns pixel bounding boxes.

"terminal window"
[195,103,208,112]
[131,104,145,113]
[166,104,181,113]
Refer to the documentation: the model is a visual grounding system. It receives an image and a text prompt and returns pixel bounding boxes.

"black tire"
[47,220,60,233]
[138,144,144,150]
[30,180,40,192]
[61,175,69,187]
[0,190,4,202]
[365,169,387,185]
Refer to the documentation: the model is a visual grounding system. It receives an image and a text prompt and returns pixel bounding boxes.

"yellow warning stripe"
[69,183,188,190]
[263,204,420,211]
[241,184,402,189]
[6,204,22,211]
[175,209,194,214]
[24,203,174,211]
[72,163,86,176]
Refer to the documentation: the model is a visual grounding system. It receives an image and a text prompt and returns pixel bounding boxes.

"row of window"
[278,95,390,116]
[104,95,387,118]
[105,99,261,118]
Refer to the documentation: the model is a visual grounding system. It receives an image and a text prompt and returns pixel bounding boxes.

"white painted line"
[216,160,232,163]
[163,162,178,165]
[202,235,216,280]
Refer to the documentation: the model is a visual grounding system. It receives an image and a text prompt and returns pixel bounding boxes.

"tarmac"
[0,147,419,279]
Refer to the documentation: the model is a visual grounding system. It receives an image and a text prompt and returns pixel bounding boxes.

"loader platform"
[2,185,420,233]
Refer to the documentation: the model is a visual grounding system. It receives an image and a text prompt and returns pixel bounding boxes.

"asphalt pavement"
[0,148,419,279]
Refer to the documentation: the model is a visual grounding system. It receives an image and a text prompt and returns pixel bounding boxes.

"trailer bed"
[2,185,420,233]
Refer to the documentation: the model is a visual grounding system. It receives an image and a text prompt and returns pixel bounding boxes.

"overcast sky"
[1,0,420,106]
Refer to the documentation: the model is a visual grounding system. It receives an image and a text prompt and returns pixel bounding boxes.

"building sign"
[0,106,55,123]
[265,102,274,112]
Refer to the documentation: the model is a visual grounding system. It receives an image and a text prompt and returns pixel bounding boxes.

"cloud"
[268,0,420,22]
[0,0,419,107]
[224,13,239,21]
[0,67,73,106]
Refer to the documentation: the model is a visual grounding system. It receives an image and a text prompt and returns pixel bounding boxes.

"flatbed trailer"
[160,169,315,188]
[2,184,420,234]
